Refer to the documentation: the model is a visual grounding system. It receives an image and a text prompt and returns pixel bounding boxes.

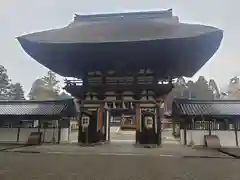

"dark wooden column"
[78,108,83,143]
[134,90,141,144]
[155,94,168,146]
[135,103,141,144]
[133,70,141,144]
[16,121,21,142]
[207,117,212,136]
[172,118,176,137]
[156,102,162,146]
[183,120,188,145]
[234,118,239,147]
[57,120,61,144]
[106,109,111,142]
[97,103,105,141]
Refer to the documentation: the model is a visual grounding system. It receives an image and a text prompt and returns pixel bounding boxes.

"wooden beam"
[77,100,157,104]
[66,84,173,94]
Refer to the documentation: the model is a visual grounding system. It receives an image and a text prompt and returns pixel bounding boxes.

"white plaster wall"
[0,128,71,143]
[60,128,70,142]
[212,131,237,147]
[187,130,209,146]
[0,128,18,142]
[69,131,78,143]
[19,128,39,142]
[41,129,58,143]
[180,130,208,146]
[180,129,239,147]
[180,129,184,145]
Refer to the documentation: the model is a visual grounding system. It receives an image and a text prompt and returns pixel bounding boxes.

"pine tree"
[0,65,11,100]
[28,71,61,100]
[8,83,25,100]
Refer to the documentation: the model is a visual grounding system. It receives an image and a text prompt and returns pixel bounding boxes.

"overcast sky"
[0,0,239,94]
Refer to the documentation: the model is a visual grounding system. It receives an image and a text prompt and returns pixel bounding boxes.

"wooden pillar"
[224,119,228,130]
[78,112,83,143]
[156,103,162,145]
[184,121,187,145]
[97,103,104,132]
[208,118,212,136]
[155,94,167,145]
[38,120,40,133]
[234,119,239,147]
[57,120,61,144]
[135,103,140,144]
[208,123,212,135]
[135,103,140,131]
[16,121,22,142]
[106,110,110,142]
[172,119,176,136]
[77,99,85,144]
[16,127,20,142]
[97,103,105,141]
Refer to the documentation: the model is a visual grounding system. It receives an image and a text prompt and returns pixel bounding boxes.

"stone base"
[136,130,158,145]
[79,131,105,144]
[134,143,160,148]
[78,141,109,147]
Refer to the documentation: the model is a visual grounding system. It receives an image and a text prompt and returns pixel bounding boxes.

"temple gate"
[65,69,174,145]
[17,10,223,146]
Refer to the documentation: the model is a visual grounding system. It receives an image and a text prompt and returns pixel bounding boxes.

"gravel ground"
[220,148,240,158]
[0,129,237,179]
[6,143,232,158]
[0,152,239,180]
[0,144,25,151]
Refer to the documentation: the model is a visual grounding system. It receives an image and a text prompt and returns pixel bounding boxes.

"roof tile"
[173,99,240,116]
[0,99,76,117]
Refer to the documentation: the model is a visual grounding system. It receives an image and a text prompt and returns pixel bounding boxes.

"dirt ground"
[0,150,239,180]
[0,128,238,180]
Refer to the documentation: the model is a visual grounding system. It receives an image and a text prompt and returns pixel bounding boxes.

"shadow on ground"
[0,149,240,180]
[1,143,235,159]
[219,148,240,158]
[0,143,26,152]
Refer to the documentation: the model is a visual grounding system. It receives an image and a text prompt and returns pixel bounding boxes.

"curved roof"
[17,10,223,78]
[74,9,173,22]
[0,99,77,118]
[172,99,240,117]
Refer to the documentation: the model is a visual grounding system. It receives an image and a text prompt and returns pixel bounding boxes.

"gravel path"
[0,152,239,180]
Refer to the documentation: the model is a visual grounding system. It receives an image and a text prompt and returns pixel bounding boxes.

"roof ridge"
[174,98,240,104]
[0,99,74,104]
[74,9,173,22]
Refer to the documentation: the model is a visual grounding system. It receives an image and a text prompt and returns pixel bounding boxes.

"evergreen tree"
[227,76,240,99]
[42,71,60,94]
[28,79,46,100]
[58,91,72,99]
[8,83,25,100]
[0,65,11,100]
[165,76,217,111]
[28,71,61,100]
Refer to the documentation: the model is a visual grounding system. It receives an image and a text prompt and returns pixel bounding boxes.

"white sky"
[0,0,239,94]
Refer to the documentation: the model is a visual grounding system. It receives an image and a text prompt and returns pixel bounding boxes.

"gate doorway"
[78,100,164,146]
[109,114,136,144]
